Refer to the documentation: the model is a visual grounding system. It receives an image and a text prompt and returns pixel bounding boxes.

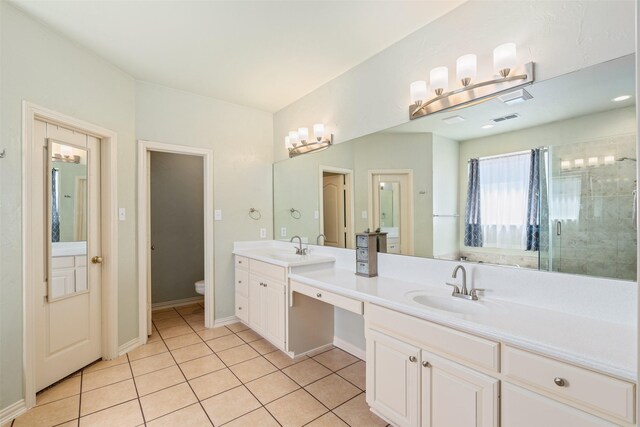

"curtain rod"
[467,147,548,163]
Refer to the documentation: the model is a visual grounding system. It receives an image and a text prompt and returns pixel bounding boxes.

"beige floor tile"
[333,393,386,427]
[164,332,202,350]
[14,395,79,427]
[36,375,81,406]
[83,354,128,374]
[78,400,143,427]
[139,382,197,421]
[264,350,299,369]
[249,338,278,355]
[229,356,277,383]
[306,345,335,357]
[188,368,241,400]
[80,379,137,416]
[147,328,162,343]
[134,365,185,396]
[54,420,78,427]
[158,324,193,339]
[182,313,204,322]
[217,344,260,366]
[226,322,250,333]
[336,360,366,391]
[154,316,187,330]
[282,358,331,387]
[224,407,279,427]
[197,326,232,341]
[127,341,168,361]
[307,412,349,426]
[130,352,175,377]
[305,374,361,409]
[170,342,212,363]
[146,403,212,427]
[189,322,206,332]
[152,310,180,321]
[82,363,132,392]
[176,304,204,316]
[245,371,299,404]
[236,328,262,343]
[200,386,260,426]
[266,389,327,427]
[205,334,244,352]
[313,348,358,372]
[179,354,225,380]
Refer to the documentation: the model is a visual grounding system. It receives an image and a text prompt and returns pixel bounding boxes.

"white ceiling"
[10,0,465,112]
[388,54,636,140]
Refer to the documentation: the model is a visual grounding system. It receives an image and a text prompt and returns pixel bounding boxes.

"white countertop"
[233,247,335,268]
[289,267,636,382]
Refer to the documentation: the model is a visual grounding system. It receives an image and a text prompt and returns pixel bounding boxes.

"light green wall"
[432,134,460,259]
[0,3,136,408]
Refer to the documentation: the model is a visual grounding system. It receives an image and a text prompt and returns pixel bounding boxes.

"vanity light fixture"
[286,123,333,158]
[52,145,81,164]
[409,43,534,119]
[612,95,631,102]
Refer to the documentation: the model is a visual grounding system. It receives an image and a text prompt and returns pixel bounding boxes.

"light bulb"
[588,157,598,167]
[456,54,477,86]
[410,81,428,105]
[285,136,293,150]
[313,123,325,141]
[60,145,73,157]
[288,131,300,145]
[298,127,309,142]
[494,43,517,77]
[574,158,584,168]
[430,67,448,96]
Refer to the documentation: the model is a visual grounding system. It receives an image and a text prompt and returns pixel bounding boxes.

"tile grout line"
[77,367,83,423]
[126,352,147,426]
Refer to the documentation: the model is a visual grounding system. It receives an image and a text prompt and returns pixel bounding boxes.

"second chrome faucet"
[446,265,484,301]
[290,235,307,255]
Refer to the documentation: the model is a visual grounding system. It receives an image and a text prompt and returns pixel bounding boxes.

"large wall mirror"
[273,54,637,281]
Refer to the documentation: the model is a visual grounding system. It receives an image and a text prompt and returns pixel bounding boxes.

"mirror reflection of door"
[322,172,347,248]
[34,121,102,391]
[371,172,413,255]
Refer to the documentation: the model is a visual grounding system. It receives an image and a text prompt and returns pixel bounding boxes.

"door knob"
[91,256,103,264]
[151,245,155,250]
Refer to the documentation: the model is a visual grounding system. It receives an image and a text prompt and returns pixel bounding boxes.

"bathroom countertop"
[233,247,335,268]
[289,267,637,382]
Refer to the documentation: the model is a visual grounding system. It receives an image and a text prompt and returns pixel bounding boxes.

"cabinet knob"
[409,356,417,363]
[238,260,242,264]
[238,280,242,284]
[238,307,242,310]
[316,293,322,298]
[553,377,566,387]
[422,361,430,367]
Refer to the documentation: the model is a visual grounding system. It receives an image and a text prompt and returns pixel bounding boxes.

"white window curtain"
[549,176,581,221]
[479,152,531,249]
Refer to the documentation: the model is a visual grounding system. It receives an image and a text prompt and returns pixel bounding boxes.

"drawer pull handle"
[409,356,417,363]
[422,361,430,367]
[238,260,242,264]
[316,293,322,298]
[554,377,566,387]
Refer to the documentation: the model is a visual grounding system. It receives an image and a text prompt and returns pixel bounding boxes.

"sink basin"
[265,252,304,261]
[406,291,491,316]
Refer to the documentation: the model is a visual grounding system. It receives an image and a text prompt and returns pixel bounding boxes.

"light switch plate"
[361,210,368,219]
[280,227,287,237]
[260,228,267,238]
[214,210,222,221]
[118,208,126,221]
[314,210,319,219]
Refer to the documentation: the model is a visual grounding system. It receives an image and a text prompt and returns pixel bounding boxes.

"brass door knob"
[91,256,103,264]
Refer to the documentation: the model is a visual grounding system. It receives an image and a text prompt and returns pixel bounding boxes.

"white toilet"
[195,280,205,295]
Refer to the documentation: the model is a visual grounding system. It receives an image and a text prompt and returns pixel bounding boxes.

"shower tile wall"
[548,134,636,281]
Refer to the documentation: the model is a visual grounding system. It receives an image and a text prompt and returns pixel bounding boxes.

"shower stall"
[540,133,637,281]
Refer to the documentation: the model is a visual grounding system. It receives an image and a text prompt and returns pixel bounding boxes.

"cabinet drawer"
[235,255,249,269]
[503,345,635,423]
[250,259,286,283]
[235,293,248,323]
[367,304,499,372]
[235,268,249,296]
[52,256,74,269]
[291,281,363,315]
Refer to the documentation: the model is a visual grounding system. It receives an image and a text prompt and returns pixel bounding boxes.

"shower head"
[616,157,637,162]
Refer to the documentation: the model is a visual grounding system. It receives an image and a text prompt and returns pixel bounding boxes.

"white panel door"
[366,329,420,427]
[323,173,346,248]
[33,120,102,391]
[248,275,264,334]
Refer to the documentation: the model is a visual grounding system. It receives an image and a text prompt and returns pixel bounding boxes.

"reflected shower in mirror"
[273,54,637,281]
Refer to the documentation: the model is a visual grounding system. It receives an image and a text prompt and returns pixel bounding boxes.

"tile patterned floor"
[7,303,388,427]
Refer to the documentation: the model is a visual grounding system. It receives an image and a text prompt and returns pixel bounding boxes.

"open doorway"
[138,141,214,343]
[319,166,354,248]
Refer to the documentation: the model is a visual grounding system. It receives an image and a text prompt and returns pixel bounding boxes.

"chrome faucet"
[290,235,307,255]
[316,234,327,245]
[446,265,483,301]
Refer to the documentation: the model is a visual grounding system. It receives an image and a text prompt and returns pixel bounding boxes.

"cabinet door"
[263,280,285,348]
[366,329,420,427]
[421,350,498,427]
[502,383,618,427]
[248,276,264,333]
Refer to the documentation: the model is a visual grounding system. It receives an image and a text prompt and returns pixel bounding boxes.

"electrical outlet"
[280,227,287,237]
[314,210,319,219]
[361,210,368,219]
[260,228,267,238]
[214,210,222,221]
[118,208,126,221]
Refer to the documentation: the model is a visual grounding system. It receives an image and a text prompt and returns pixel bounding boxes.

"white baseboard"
[214,315,239,327]
[0,399,27,425]
[333,337,366,361]
[152,296,204,310]
[118,337,140,356]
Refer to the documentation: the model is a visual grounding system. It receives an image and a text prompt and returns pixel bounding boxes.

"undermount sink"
[406,291,492,316]
[265,252,305,261]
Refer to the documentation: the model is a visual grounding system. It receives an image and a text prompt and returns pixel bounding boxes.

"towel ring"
[249,208,261,220]
[290,208,301,219]
[0,149,5,159]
